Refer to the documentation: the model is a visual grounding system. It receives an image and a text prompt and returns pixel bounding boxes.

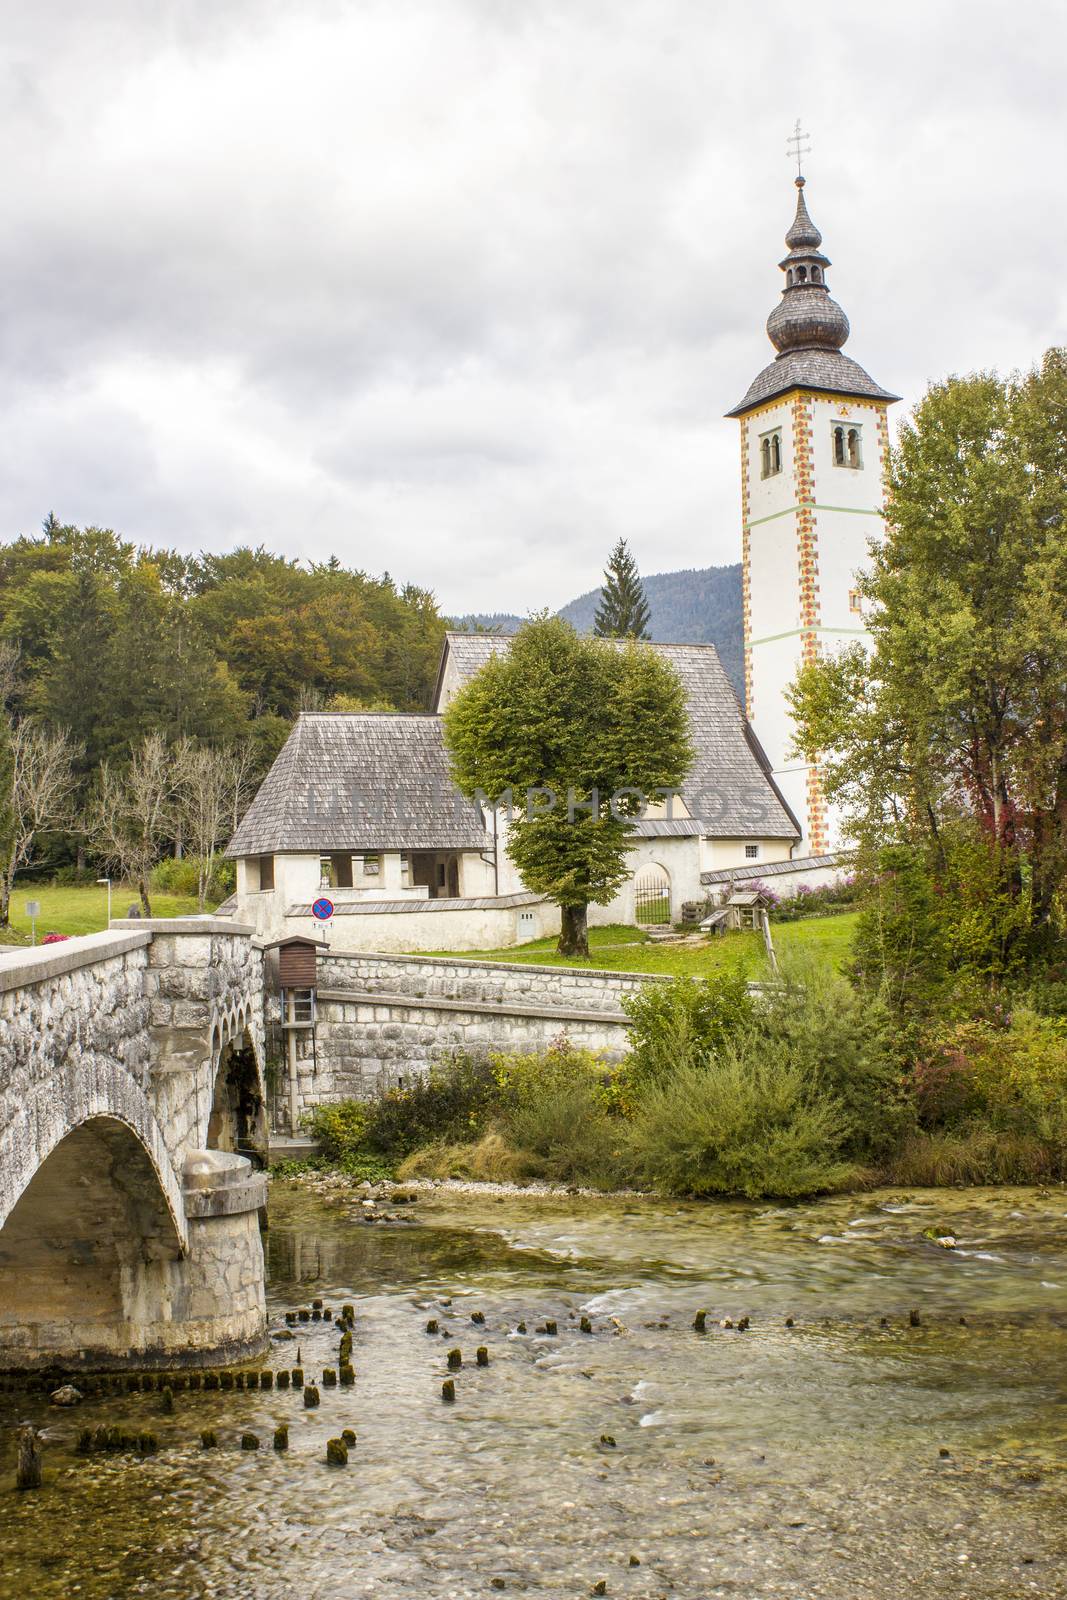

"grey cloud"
[0,0,1063,610]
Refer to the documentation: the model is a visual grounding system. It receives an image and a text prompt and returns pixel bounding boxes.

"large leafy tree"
[444,616,693,957]
[790,348,1067,942]
[593,538,651,639]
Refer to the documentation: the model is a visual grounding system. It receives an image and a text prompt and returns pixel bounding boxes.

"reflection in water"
[3,1184,1066,1599]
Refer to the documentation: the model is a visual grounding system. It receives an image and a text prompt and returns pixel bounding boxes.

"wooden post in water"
[16,1424,43,1490]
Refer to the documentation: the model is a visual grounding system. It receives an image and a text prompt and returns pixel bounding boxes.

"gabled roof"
[227,713,490,856]
[436,632,800,840]
[433,630,511,707]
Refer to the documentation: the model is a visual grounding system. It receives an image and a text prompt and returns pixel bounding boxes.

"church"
[227,172,897,952]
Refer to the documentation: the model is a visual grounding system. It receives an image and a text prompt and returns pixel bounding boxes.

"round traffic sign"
[311,896,334,922]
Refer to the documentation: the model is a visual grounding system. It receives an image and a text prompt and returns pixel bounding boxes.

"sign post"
[25,900,40,946]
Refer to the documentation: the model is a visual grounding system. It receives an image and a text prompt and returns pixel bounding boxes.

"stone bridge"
[0,919,269,1372]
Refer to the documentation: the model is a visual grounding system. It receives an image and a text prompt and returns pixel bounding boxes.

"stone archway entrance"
[634,862,672,926]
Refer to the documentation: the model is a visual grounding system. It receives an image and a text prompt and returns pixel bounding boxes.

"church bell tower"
[727,162,899,855]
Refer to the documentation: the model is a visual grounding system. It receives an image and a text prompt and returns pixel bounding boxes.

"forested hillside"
[0,520,447,782]
[456,563,744,694]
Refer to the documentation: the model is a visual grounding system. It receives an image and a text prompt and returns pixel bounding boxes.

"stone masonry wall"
[280,950,662,1116]
[318,950,666,1012]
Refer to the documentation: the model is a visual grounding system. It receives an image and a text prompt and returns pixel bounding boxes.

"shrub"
[305,1100,372,1162]
[364,1053,498,1158]
[618,971,755,1107]
[150,855,235,902]
[749,956,906,1159]
[913,1009,1067,1152]
[489,1039,631,1189]
[770,876,860,922]
[628,1046,855,1199]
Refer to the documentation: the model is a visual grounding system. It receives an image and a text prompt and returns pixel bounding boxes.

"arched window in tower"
[811,266,821,283]
[847,427,862,468]
[796,265,807,283]
[833,425,846,466]
[759,427,782,479]
[786,269,794,287]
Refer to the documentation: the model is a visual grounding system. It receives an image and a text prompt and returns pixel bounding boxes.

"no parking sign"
[311,896,334,922]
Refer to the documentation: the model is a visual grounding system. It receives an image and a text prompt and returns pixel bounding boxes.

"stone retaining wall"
[283,950,659,1114]
[317,949,665,1011]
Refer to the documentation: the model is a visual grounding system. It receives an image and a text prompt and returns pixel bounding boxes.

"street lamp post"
[96,877,112,929]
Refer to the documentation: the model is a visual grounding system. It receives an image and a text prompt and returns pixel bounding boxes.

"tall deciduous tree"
[593,539,651,639]
[444,616,693,957]
[177,739,258,910]
[790,348,1067,936]
[0,721,80,925]
[90,733,179,916]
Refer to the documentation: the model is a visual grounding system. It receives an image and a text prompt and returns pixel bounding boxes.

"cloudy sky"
[1,1,1063,614]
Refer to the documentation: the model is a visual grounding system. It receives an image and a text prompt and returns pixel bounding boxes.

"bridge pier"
[0,922,270,1372]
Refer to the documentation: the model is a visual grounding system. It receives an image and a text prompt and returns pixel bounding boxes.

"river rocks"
[49,1384,83,1406]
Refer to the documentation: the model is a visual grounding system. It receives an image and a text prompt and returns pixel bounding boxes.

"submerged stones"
[49,1384,83,1406]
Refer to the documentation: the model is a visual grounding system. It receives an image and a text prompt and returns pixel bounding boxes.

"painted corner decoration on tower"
[727,150,899,856]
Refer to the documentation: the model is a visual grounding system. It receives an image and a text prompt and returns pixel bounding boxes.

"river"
[3,1182,1066,1598]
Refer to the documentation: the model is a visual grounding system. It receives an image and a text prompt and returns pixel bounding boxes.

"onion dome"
[766,177,849,354]
[727,175,900,417]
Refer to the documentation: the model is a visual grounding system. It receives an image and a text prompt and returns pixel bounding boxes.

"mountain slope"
[454,563,743,696]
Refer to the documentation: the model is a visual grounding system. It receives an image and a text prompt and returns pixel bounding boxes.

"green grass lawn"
[425,912,859,978]
[0,881,210,944]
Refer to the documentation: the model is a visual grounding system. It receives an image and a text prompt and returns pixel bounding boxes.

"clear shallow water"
[3,1183,1067,1599]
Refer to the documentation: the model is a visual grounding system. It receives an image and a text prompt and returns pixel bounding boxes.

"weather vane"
[786,118,811,179]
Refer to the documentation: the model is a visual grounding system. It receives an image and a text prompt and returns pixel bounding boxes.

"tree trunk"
[139,878,152,918]
[0,853,14,928]
[557,903,590,960]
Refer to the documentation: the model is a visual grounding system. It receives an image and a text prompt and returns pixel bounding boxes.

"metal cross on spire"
[786,118,811,179]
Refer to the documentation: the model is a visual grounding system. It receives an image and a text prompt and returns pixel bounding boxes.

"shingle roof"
[432,631,510,705]
[700,850,849,886]
[227,713,490,855]
[727,349,900,416]
[438,633,801,840]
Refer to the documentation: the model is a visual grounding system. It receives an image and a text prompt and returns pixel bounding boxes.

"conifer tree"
[593,539,651,639]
